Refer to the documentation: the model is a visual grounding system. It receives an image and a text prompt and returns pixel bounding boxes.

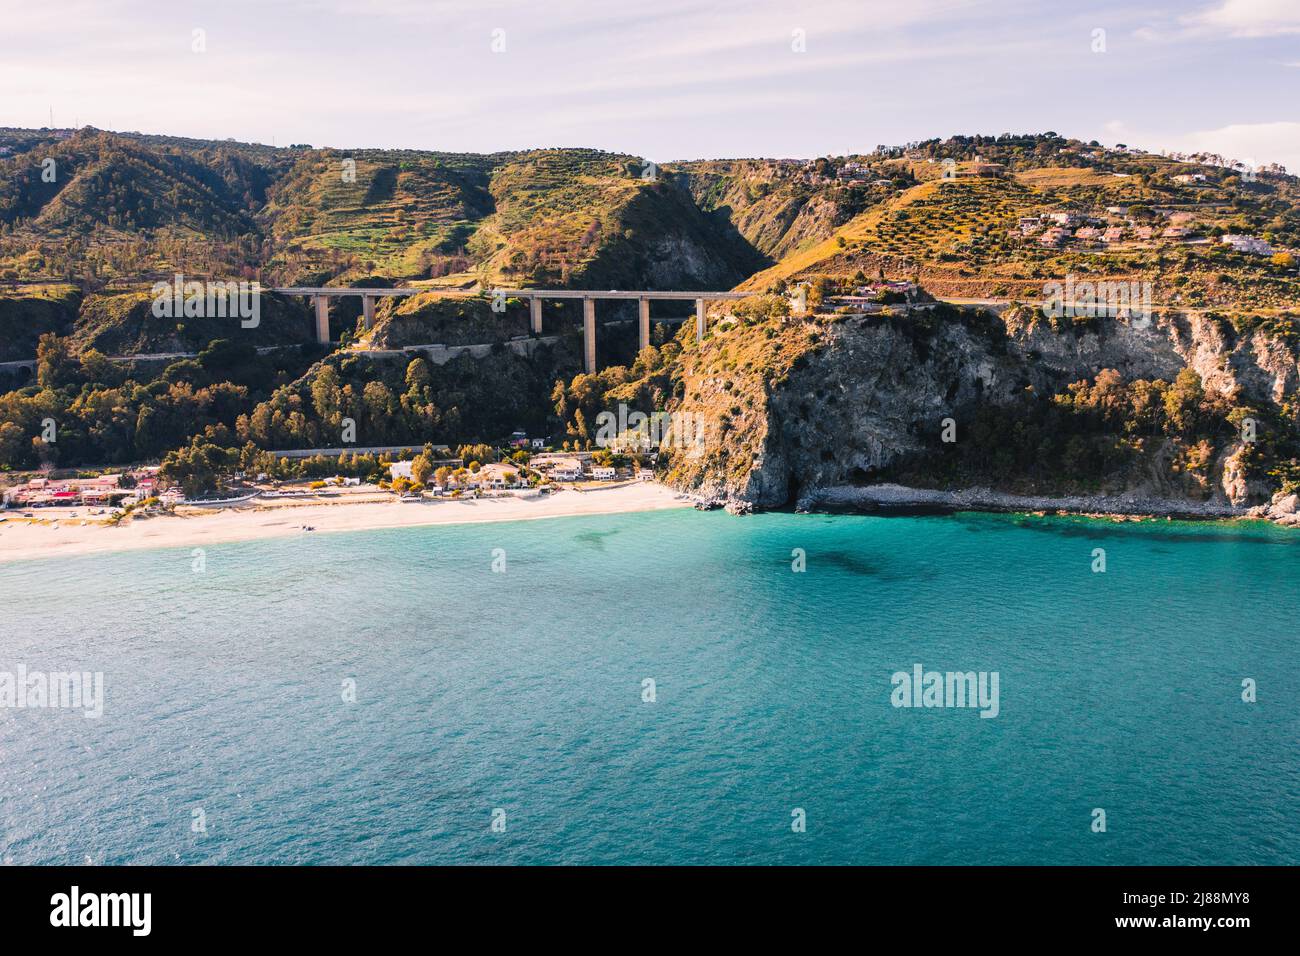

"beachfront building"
[474,463,524,489]
[388,460,414,480]
[591,466,617,481]
[2,473,136,508]
[548,458,585,481]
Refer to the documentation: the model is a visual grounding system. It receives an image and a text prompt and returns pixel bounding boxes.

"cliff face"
[663,306,1300,510]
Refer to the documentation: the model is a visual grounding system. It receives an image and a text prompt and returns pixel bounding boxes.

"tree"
[36,333,77,389]
[0,421,25,468]
[160,440,230,496]
[405,357,432,397]
[311,364,342,422]
[1163,368,1204,435]
[410,454,433,486]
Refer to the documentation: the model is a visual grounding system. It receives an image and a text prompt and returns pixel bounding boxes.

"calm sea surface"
[1,509,1297,864]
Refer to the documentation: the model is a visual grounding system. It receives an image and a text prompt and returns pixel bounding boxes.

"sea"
[2,509,1296,864]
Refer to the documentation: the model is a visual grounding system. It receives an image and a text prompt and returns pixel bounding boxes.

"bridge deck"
[271,287,750,300]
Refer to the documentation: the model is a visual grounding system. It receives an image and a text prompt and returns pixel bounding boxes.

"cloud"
[1177,121,1300,173]
[1099,119,1300,174]
[1185,0,1300,37]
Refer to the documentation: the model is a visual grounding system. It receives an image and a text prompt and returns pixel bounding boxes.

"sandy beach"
[0,482,692,563]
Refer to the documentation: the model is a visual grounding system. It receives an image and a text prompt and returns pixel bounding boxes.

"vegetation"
[1,129,1297,507]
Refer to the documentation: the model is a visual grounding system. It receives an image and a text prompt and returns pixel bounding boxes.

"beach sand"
[0,483,692,563]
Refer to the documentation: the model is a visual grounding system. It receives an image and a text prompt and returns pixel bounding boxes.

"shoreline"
[799,482,1299,525]
[0,483,693,563]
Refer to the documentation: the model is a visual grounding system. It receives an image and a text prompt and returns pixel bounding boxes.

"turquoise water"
[1,509,1297,865]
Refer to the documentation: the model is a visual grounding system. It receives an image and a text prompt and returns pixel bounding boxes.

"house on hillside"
[957,161,1005,177]
[1220,234,1274,255]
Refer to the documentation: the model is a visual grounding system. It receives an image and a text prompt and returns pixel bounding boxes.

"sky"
[2,0,1298,169]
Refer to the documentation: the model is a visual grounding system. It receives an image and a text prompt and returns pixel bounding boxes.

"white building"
[591,466,616,481]
[1220,234,1274,256]
[549,459,585,481]
[388,461,414,480]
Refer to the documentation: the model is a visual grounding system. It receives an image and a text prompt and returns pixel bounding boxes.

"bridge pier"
[695,298,707,344]
[638,298,651,351]
[362,294,376,331]
[530,297,543,335]
[583,298,597,373]
[313,295,331,343]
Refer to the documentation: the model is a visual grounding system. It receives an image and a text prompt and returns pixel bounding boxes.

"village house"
[1102,226,1125,243]
[1220,234,1274,255]
[590,466,617,481]
[388,460,414,480]
[956,161,1005,177]
[1039,227,1069,247]
[1173,173,1207,184]
[1047,212,1081,227]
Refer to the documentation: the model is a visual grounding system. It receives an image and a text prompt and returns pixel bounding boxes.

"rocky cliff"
[661,304,1300,513]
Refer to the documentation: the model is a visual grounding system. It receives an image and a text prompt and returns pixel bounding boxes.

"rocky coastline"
[688,483,1300,527]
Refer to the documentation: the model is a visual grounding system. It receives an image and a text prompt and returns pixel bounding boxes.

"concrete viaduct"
[270,287,750,373]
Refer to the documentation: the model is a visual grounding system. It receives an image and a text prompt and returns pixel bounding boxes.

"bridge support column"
[530,297,543,335]
[638,297,651,351]
[695,298,707,344]
[583,297,597,373]
[313,295,331,344]
[362,294,376,331]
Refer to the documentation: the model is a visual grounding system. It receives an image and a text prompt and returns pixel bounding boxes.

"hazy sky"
[3,0,1298,169]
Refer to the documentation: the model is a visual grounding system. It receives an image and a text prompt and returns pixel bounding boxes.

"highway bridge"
[270,287,751,373]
